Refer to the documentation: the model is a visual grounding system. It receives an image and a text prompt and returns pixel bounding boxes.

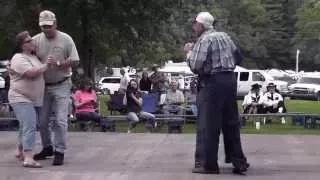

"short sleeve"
[92,90,97,101]
[11,54,33,75]
[66,36,80,62]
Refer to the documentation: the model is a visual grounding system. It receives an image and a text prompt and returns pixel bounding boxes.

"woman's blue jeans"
[11,103,41,151]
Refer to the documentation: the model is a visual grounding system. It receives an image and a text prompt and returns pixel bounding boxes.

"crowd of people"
[113,65,198,133]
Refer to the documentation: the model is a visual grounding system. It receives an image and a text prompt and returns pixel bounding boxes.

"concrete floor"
[1,132,320,180]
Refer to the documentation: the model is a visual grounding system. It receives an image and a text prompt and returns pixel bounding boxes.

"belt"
[45,77,70,86]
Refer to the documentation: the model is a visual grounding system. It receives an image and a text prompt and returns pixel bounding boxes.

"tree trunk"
[79,0,94,79]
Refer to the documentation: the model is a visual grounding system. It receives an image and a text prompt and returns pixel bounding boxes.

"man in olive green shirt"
[33,10,79,166]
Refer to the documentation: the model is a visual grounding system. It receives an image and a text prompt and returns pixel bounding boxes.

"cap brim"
[39,21,54,26]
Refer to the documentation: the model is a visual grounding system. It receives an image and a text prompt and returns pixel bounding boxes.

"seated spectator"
[163,81,185,115]
[260,83,286,113]
[260,83,287,124]
[241,83,263,126]
[242,83,264,114]
[126,79,156,133]
[73,78,107,131]
[139,71,152,93]
[185,81,197,116]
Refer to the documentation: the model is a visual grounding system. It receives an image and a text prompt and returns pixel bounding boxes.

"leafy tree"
[294,0,320,70]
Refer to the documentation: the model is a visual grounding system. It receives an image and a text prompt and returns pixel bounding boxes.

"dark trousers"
[263,101,286,113]
[75,112,107,128]
[195,72,247,169]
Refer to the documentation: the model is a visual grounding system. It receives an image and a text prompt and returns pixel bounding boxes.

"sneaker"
[52,151,64,166]
[33,146,53,160]
[22,159,42,168]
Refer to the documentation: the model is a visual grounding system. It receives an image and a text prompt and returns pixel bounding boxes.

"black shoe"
[232,163,248,175]
[226,158,250,168]
[233,167,246,175]
[245,162,250,169]
[101,125,107,132]
[225,157,231,163]
[33,146,53,160]
[192,167,220,174]
[195,160,201,168]
[52,151,64,166]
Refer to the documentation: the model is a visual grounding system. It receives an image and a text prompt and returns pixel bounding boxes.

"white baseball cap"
[39,10,56,26]
[195,12,214,29]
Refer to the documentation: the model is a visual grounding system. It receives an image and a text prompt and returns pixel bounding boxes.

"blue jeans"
[39,79,71,153]
[186,104,198,116]
[75,111,108,128]
[11,103,41,151]
[163,105,183,115]
[127,111,156,129]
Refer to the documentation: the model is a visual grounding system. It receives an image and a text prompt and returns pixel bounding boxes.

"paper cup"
[255,122,261,130]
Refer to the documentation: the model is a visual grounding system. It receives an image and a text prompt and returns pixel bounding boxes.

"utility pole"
[296,49,300,73]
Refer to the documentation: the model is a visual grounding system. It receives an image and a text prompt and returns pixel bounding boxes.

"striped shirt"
[187,29,240,75]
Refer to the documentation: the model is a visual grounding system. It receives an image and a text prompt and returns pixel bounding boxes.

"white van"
[234,69,289,97]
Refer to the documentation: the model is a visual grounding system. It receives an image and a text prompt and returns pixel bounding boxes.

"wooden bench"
[0,117,19,131]
[105,115,186,133]
[69,116,116,132]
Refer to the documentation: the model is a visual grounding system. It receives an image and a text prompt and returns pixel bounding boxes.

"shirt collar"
[198,29,216,41]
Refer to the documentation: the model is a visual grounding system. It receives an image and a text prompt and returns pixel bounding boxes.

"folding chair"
[142,94,158,113]
[141,94,159,131]
[107,93,126,115]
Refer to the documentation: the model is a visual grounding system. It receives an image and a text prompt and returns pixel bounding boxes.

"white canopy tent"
[159,61,246,75]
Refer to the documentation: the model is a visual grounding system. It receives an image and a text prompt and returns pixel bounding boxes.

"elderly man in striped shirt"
[185,12,249,175]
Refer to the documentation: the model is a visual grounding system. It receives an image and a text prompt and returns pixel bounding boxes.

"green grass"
[95,96,320,135]
[237,99,320,114]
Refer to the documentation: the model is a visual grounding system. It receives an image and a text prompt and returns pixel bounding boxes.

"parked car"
[98,76,121,95]
[288,74,320,101]
[0,76,5,89]
[98,75,136,94]
[234,69,289,97]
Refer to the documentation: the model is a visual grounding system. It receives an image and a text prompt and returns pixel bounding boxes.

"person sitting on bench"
[242,83,264,114]
[163,81,185,115]
[241,83,264,126]
[73,78,107,131]
[126,79,156,133]
[260,83,287,124]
